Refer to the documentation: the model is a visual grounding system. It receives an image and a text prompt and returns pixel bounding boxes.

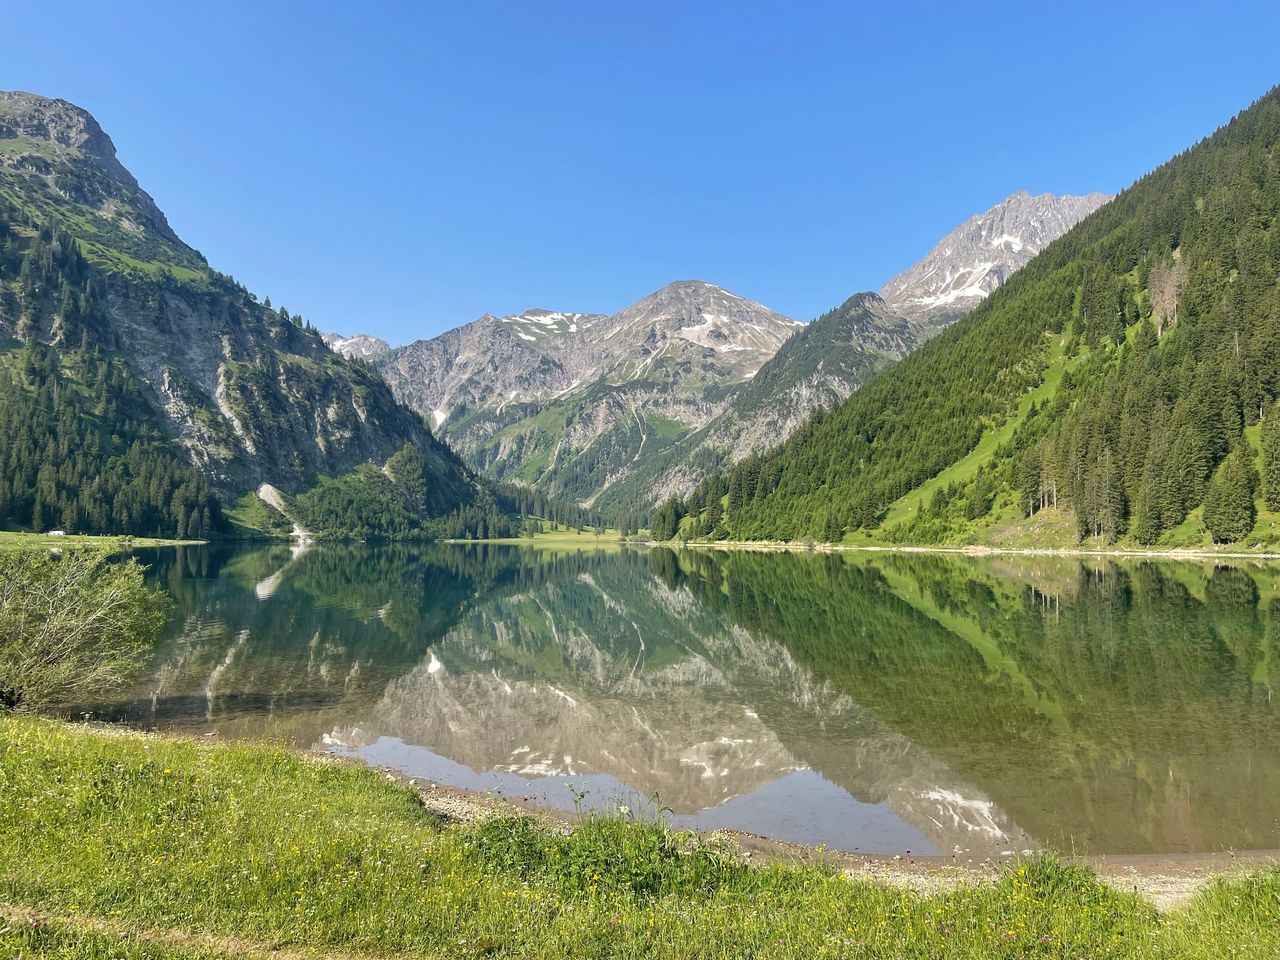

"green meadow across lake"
[76,542,1280,862]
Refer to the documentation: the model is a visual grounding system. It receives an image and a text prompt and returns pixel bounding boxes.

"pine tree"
[1130,475,1162,545]
[1262,403,1280,510]
[1202,451,1258,544]
[31,489,47,533]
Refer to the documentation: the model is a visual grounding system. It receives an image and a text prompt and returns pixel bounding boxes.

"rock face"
[881,190,1112,330]
[594,292,916,512]
[322,332,391,359]
[375,309,610,429]
[0,91,183,251]
[0,91,473,504]
[376,281,801,506]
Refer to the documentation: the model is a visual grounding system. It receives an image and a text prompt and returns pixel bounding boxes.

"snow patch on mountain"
[322,332,391,359]
[881,190,1111,327]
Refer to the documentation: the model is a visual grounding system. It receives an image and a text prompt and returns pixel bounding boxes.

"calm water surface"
[81,543,1280,858]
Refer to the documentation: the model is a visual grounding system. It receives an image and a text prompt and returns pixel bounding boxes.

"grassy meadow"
[0,530,203,551]
[2,716,1280,958]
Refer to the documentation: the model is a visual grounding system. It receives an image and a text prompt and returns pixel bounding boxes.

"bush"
[0,546,168,710]
[462,813,747,900]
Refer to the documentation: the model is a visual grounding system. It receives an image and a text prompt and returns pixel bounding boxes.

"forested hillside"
[0,207,222,537]
[0,91,499,539]
[658,87,1280,549]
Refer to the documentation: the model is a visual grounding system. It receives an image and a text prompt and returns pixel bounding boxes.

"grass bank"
[0,530,204,551]
[2,717,1280,958]
[450,526,625,550]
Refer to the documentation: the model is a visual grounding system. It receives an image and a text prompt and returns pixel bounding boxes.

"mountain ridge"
[0,90,490,538]
[881,189,1112,330]
[593,291,913,514]
[658,86,1280,550]
[374,279,801,507]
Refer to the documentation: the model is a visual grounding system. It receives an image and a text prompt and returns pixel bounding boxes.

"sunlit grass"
[0,530,202,551]
[2,715,1278,958]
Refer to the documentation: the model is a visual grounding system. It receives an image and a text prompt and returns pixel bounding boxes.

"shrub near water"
[0,546,167,710]
[463,814,747,899]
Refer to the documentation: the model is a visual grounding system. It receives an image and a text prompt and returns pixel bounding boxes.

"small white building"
[48,530,66,537]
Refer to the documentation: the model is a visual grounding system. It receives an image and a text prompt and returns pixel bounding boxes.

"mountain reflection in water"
[80,543,1280,857]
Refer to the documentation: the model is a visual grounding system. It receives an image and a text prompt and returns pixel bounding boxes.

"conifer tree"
[1130,477,1162,545]
[1202,451,1258,544]
[1262,403,1280,511]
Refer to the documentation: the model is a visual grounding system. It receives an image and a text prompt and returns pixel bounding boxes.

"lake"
[80,542,1280,859]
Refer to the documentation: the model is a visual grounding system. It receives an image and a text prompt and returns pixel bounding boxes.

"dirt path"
[1,904,387,960]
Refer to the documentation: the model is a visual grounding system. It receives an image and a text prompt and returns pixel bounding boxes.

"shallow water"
[80,542,1280,857]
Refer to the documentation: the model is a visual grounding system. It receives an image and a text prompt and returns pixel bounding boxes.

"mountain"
[593,292,915,514]
[660,87,1280,549]
[378,191,1108,517]
[0,91,489,539]
[322,332,390,359]
[600,195,1114,514]
[375,308,610,430]
[881,190,1112,331]
[375,281,801,507]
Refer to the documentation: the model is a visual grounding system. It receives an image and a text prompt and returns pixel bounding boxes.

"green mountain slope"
[0,91,490,538]
[663,86,1280,548]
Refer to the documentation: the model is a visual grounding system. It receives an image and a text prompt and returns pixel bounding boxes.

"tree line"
[654,87,1280,547]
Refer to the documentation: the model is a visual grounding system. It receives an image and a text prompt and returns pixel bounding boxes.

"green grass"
[879,335,1077,533]
[645,413,689,443]
[459,518,623,550]
[3,716,1280,958]
[0,530,202,551]
[222,492,293,540]
[0,135,69,160]
[77,241,209,285]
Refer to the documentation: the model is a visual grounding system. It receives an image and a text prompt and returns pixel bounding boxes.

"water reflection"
[84,543,1280,856]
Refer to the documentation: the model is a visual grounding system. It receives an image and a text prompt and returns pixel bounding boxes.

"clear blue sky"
[4,1,1279,343]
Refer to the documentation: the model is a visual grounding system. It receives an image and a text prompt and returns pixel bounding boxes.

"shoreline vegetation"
[3,716,1280,960]
[672,537,1280,562]
[0,530,206,550]
[11,523,1280,563]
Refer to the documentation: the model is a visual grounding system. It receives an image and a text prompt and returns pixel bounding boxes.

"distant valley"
[339,191,1107,515]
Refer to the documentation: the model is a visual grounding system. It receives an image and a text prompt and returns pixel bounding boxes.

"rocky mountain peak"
[0,89,187,253]
[0,91,122,167]
[0,90,479,524]
[322,332,391,359]
[880,190,1111,329]
[601,279,800,374]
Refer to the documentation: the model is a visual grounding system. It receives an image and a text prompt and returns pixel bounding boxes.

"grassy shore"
[677,536,1280,562]
[450,526,626,550]
[2,717,1280,958]
[0,530,204,551]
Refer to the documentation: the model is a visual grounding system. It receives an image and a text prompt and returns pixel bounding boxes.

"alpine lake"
[76,541,1280,862]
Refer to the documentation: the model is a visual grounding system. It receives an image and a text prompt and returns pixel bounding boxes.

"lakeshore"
[0,530,207,550]
[4,715,1280,960]
[674,537,1280,562]
[371,758,1279,913]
